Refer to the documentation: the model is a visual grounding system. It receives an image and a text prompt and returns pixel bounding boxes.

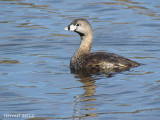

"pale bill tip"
[64,27,68,31]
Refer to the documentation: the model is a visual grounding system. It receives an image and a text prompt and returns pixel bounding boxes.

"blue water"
[0,0,160,120]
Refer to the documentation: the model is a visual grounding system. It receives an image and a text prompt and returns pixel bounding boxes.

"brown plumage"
[64,18,140,72]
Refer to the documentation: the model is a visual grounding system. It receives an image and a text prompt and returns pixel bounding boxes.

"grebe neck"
[75,32,93,55]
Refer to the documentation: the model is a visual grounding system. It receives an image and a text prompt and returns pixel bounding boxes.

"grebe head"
[64,18,92,36]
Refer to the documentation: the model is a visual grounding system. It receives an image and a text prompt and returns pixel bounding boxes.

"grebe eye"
[76,24,80,26]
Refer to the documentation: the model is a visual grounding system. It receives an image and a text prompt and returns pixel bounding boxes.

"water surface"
[0,0,160,120]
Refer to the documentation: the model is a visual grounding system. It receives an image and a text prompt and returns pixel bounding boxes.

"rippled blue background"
[0,0,160,119]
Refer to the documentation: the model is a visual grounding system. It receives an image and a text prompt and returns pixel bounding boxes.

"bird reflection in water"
[71,65,135,119]
[71,67,131,119]
[72,71,98,119]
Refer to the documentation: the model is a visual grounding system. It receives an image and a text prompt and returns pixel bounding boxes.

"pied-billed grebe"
[64,18,140,71]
